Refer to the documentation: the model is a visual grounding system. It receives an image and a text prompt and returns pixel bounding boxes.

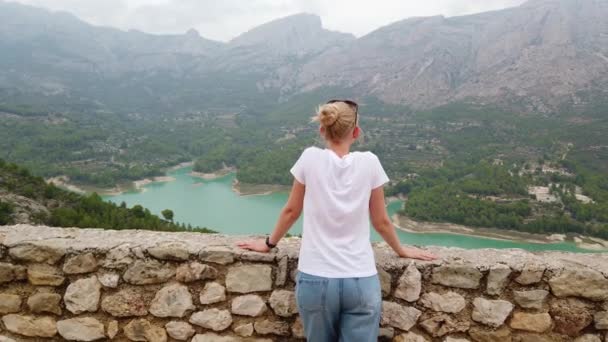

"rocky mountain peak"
[228,13,354,56]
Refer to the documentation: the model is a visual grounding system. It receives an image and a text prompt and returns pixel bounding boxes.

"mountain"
[0,0,607,114]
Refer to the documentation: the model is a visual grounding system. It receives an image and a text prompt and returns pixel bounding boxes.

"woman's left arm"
[237,178,305,253]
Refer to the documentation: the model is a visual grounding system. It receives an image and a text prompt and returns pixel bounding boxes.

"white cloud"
[8,0,527,41]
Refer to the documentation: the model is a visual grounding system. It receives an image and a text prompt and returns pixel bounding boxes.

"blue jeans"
[295,271,382,342]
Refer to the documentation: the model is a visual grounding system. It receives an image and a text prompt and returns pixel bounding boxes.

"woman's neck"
[327,141,351,158]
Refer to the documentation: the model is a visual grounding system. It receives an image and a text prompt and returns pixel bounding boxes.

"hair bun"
[318,104,339,127]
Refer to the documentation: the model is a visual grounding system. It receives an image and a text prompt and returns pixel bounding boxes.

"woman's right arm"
[369,186,437,261]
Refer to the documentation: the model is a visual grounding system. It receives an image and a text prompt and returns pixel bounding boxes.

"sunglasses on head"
[326,99,359,124]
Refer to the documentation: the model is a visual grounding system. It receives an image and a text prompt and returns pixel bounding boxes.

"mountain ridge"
[0,0,607,114]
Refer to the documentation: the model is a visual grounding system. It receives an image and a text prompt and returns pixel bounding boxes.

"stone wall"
[0,225,608,342]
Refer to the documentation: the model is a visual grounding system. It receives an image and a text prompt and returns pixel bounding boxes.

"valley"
[0,0,607,250]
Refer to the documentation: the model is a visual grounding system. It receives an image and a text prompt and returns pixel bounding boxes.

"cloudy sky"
[11,0,527,41]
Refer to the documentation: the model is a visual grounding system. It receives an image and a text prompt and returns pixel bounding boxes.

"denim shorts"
[295,271,382,342]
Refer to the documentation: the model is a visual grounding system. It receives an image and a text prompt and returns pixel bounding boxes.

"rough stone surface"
[468,325,512,342]
[149,283,194,318]
[0,262,16,283]
[175,262,217,283]
[445,338,471,342]
[486,264,511,295]
[595,311,608,330]
[0,336,16,342]
[550,298,594,336]
[2,314,57,337]
[231,294,268,317]
[148,242,190,261]
[254,319,290,336]
[107,320,119,339]
[515,264,545,285]
[234,323,254,337]
[472,298,514,327]
[123,259,175,285]
[549,267,608,301]
[63,253,98,274]
[513,334,555,342]
[190,309,233,331]
[98,272,120,288]
[102,246,133,269]
[393,332,428,342]
[420,292,466,313]
[101,288,148,317]
[378,267,392,297]
[191,333,272,342]
[27,292,62,315]
[9,243,65,264]
[420,314,470,337]
[275,256,288,286]
[574,334,602,342]
[240,251,276,262]
[199,246,235,265]
[291,318,305,339]
[0,294,21,314]
[199,282,226,304]
[269,290,298,317]
[395,263,422,302]
[509,312,552,333]
[124,319,167,342]
[513,289,549,310]
[27,263,64,286]
[56,317,105,341]
[2,225,608,341]
[64,275,102,314]
[226,264,272,293]
[165,321,196,341]
[432,264,482,289]
[381,301,422,331]
[378,326,394,339]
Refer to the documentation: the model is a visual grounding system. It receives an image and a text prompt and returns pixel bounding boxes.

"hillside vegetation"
[0,158,214,233]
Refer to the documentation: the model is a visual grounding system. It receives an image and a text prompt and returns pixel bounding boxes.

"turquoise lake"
[103,166,600,253]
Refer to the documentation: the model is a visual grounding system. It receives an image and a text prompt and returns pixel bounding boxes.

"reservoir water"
[103,166,598,252]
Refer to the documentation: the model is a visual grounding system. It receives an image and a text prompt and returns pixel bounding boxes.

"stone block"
[395,263,422,301]
[472,297,513,327]
[63,253,98,274]
[226,264,272,293]
[381,301,421,331]
[432,264,482,289]
[150,283,194,318]
[57,317,105,341]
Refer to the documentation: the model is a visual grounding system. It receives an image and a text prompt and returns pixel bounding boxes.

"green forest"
[0,158,215,233]
[1,98,607,239]
[387,160,608,239]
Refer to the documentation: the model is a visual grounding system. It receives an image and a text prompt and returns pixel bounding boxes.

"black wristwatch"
[265,236,277,249]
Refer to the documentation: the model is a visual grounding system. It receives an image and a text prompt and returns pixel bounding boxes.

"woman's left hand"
[236,239,271,253]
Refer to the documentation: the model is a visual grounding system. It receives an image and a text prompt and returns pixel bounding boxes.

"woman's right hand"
[399,246,438,261]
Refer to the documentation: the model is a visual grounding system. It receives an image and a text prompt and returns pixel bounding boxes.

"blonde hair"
[313,101,357,142]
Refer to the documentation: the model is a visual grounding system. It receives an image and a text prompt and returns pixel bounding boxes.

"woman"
[237,100,437,342]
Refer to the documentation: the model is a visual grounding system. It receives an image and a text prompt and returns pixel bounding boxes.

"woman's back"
[291,146,388,278]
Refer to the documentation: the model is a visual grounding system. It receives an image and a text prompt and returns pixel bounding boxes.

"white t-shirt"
[290,146,390,278]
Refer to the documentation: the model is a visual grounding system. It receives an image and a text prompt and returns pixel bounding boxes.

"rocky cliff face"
[294,0,608,112]
[0,0,607,113]
[0,225,607,341]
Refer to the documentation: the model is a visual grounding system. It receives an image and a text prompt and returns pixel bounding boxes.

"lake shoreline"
[391,213,608,251]
[190,166,236,181]
[231,178,291,196]
[46,161,191,196]
[66,164,607,252]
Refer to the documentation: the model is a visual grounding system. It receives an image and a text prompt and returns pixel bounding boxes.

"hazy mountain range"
[1,0,607,114]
